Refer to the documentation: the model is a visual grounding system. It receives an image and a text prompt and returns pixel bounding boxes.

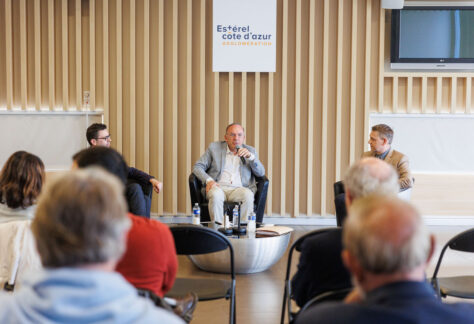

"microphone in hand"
[235,145,246,164]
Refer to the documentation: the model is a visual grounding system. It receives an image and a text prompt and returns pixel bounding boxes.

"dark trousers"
[126,180,152,218]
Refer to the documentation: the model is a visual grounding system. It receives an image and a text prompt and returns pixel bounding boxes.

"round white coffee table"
[189,232,291,274]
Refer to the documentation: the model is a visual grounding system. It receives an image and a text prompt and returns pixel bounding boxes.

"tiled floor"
[178,225,474,324]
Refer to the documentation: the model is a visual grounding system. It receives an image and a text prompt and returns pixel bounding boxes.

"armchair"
[189,173,269,224]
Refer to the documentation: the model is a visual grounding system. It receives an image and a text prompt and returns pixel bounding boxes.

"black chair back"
[333,181,346,227]
[188,174,211,222]
[188,174,207,204]
[333,181,345,196]
[448,229,474,252]
[254,176,270,223]
[280,227,341,324]
[432,228,474,286]
[298,287,352,314]
[168,225,236,323]
[170,225,235,279]
[171,225,233,255]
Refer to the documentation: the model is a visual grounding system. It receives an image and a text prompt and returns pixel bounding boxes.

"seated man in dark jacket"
[86,123,162,217]
[291,158,399,307]
[296,196,474,324]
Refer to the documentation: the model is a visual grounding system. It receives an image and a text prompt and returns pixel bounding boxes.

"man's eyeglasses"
[96,135,111,141]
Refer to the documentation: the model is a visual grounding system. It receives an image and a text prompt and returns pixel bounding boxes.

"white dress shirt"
[205,145,256,187]
[218,146,243,188]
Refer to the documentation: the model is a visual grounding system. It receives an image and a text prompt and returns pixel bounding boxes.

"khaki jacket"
[362,148,413,189]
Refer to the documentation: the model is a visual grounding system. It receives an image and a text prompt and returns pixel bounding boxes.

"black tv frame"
[391,6,474,69]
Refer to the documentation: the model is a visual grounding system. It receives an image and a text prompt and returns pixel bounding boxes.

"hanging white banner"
[213,0,276,72]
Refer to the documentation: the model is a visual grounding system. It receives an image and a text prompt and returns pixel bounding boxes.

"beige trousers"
[206,185,254,224]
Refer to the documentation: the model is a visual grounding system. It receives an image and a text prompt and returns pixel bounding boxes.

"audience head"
[0,151,45,209]
[344,157,399,207]
[31,168,130,268]
[86,123,111,147]
[225,122,245,152]
[368,124,393,154]
[342,196,434,292]
[73,147,128,185]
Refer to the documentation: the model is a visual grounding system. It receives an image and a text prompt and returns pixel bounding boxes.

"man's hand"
[206,180,218,194]
[236,147,252,159]
[150,178,163,193]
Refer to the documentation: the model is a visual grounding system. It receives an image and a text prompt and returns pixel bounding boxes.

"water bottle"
[247,211,256,233]
[232,205,239,226]
[192,203,200,225]
[224,215,231,229]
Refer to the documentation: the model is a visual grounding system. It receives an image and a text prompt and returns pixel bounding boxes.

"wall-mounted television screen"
[391,6,474,70]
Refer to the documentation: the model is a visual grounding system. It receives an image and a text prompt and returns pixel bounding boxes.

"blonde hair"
[344,195,430,274]
[344,158,399,200]
[32,168,131,268]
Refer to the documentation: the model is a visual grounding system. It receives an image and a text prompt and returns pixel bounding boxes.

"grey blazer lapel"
[220,142,227,175]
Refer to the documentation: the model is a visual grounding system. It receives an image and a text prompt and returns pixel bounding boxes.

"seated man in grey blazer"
[193,123,265,224]
[363,123,412,190]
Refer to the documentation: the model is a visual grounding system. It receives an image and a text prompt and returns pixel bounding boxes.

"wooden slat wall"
[320,0,329,216]
[5,0,13,110]
[47,0,54,110]
[3,0,471,217]
[280,0,288,217]
[102,0,109,122]
[61,0,67,112]
[157,0,164,214]
[349,0,357,164]
[75,0,81,111]
[19,0,27,110]
[89,0,95,111]
[34,0,40,110]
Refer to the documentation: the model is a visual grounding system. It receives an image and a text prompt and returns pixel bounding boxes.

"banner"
[213,0,276,72]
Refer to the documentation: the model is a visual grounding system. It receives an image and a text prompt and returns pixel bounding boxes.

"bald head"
[344,196,431,274]
[344,157,399,202]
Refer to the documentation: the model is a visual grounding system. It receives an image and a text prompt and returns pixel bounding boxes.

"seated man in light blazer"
[335,124,413,226]
[193,123,265,224]
[362,124,412,190]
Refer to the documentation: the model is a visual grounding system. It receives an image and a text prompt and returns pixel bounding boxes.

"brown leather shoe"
[173,292,198,323]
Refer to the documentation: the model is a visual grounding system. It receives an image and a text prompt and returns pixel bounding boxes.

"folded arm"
[193,149,213,184]
[128,167,162,193]
[128,167,153,186]
[247,149,265,177]
[397,155,413,190]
